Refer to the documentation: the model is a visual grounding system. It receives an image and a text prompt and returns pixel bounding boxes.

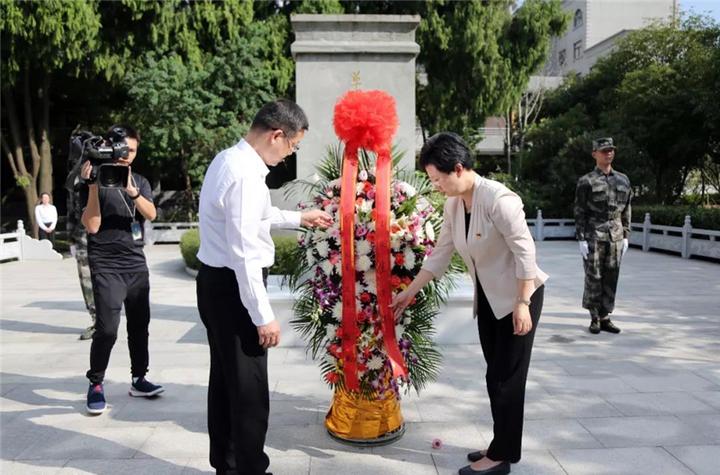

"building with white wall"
[547,0,678,76]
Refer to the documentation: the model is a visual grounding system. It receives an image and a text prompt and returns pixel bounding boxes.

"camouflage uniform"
[574,167,632,318]
[66,163,96,335]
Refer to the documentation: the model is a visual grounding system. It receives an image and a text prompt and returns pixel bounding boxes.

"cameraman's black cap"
[106,126,128,143]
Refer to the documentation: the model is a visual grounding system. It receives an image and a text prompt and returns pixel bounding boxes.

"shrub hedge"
[178,229,299,274]
[632,206,720,230]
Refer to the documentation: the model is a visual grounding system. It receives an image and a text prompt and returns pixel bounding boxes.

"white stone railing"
[528,210,719,260]
[629,213,720,260]
[147,222,198,244]
[0,220,62,262]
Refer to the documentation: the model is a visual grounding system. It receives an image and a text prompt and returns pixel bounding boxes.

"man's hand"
[257,320,281,349]
[80,161,94,182]
[579,240,589,260]
[621,238,629,257]
[512,303,532,336]
[125,166,139,197]
[301,209,333,228]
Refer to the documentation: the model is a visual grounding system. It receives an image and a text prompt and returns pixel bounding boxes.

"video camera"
[69,127,130,188]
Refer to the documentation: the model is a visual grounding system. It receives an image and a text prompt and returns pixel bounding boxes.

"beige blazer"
[422,175,548,319]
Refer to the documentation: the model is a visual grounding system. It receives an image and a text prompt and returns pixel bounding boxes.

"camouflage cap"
[592,137,616,151]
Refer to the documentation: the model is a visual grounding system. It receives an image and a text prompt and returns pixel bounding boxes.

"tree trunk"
[2,88,39,233]
[38,75,53,195]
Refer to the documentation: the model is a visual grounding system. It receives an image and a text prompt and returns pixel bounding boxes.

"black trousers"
[87,271,151,384]
[39,224,55,245]
[196,264,270,475]
[477,282,544,463]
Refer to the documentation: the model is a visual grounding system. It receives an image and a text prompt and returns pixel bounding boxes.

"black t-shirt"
[80,172,153,274]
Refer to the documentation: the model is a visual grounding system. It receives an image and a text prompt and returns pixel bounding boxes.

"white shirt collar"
[236,139,269,178]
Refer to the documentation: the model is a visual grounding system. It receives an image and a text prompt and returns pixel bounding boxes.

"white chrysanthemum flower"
[356,183,365,193]
[356,255,372,272]
[356,240,372,256]
[425,222,436,242]
[316,240,330,258]
[399,182,417,197]
[359,199,374,214]
[395,324,405,338]
[403,248,416,270]
[359,170,369,181]
[367,355,384,371]
[306,248,315,265]
[391,239,401,251]
[321,261,334,275]
[403,317,411,326]
[404,232,414,241]
[367,222,376,232]
[332,301,342,321]
[325,324,338,340]
[365,270,376,290]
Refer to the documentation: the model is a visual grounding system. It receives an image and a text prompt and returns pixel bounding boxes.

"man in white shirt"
[196,99,331,475]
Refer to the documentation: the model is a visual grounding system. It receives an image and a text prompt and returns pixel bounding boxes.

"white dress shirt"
[197,139,301,326]
[35,203,58,231]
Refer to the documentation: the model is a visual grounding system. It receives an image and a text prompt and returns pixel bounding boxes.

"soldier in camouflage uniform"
[574,137,631,334]
[66,158,96,340]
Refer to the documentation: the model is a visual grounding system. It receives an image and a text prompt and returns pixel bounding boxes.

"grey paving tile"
[269,400,323,426]
[605,392,716,416]
[578,416,709,447]
[371,422,488,456]
[57,458,190,474]
[134,426,208,459]
[525,394,622,420]
[664,445,720,475]
[690,391,720,411]
[309,452,436,475]
[0,460,66,474]
[552,447,694,475]
[17,426,154,460]
[678,414,720,443]
[618,372,719,393]
[433,450,566,475]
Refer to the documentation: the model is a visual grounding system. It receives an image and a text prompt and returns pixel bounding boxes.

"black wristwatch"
[129,192,141,200]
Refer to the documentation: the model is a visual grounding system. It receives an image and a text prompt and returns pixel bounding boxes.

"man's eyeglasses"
[286,137,300,154]
[278,130,300,154]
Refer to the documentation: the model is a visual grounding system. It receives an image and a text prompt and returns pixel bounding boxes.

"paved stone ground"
[1,242,719,474]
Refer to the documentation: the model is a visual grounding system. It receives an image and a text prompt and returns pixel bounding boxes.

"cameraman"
[80,124,163,415]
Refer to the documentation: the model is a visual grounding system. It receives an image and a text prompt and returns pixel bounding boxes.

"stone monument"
[290,14,421,180]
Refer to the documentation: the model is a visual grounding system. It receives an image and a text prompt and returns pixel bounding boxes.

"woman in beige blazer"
[392,132,548,475]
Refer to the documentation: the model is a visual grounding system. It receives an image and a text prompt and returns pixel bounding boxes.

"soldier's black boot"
[600,318,621,334]
[589,318,601,334]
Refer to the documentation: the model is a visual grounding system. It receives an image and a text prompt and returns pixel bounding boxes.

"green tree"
[417,0,568,140]
[123,20,289,218]
[521,14,719,208]
[1,0,264,229]
[1,0,101,232]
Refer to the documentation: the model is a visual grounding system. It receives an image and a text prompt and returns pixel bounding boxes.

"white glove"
[579,241,589,260]
[621,238,629,257]
[70,245,77,258]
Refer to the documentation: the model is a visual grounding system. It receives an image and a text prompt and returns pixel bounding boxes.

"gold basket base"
[324,387,405,447]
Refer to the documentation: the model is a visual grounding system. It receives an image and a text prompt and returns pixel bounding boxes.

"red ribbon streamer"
[339,145,408,392]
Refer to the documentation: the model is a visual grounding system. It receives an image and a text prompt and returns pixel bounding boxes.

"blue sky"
[680,0,720,21]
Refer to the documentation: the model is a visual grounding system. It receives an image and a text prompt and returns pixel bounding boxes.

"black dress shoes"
[458,461,510,475]
[467,450,486,462]
[589,318,601,334]
[600,319,621,333]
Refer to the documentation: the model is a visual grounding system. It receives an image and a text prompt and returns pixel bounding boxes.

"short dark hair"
[250,99,309,138]
[107,124,141,143]
[419,132,474,173]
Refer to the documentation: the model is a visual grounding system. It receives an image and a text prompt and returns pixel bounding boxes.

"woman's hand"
[391,289,416,319]
[512,303,532,336]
